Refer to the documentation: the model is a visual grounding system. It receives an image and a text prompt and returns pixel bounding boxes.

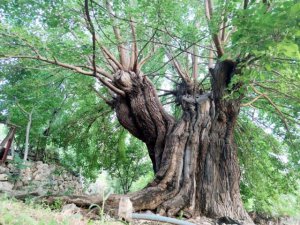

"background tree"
[0,61,67,160]
[0,0,299,223]
[0,59,152,191]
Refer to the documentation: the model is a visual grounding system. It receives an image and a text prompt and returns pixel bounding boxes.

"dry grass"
[0,194,123,225]
[0,194,186,225]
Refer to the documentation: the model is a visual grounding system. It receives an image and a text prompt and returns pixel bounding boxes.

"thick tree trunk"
[111,61,252,223]
[126,96,250,220]
[41,62,252,224]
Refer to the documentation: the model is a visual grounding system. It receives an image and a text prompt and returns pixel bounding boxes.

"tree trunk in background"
[23,110,32,161]
[112,61,252,223]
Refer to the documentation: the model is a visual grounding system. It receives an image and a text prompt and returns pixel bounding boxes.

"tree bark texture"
[24,110,33,161]
[111,61,251,223]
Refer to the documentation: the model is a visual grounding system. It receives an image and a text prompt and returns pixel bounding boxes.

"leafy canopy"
[0,0,299,215]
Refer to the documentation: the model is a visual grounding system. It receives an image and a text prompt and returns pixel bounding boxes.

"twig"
[250,84,289,131]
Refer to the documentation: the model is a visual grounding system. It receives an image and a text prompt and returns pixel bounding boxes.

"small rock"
[61,203,81,214]
[7,164,14,170]
[34,174,44,181]
[35,186,47,196]
[36,161,43,166]
[0,174,8,181]
[0,181,14,191]
[32,170,39,177]
[145,210,155,215]
[0,166,8,173]
[53,185,59,192]
[118,197,132,221]
[59,184,65,190]
[14,181,23,189]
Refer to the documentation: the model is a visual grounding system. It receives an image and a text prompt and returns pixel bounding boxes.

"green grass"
[0,194,123,225]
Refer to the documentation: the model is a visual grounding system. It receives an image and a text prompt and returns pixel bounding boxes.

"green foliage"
[49,199,64,211]
[0,194,122,225]
[236,114,300,216]
[0,60,68,158]
[0,0,299,217]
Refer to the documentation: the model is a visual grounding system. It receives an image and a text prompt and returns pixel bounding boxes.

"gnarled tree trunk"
[42,61,252,224]
[112,61,252,223]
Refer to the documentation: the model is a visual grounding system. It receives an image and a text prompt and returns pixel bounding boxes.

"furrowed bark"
[110,60,252,224]
[45,61,252,224]
[113,70,174,172]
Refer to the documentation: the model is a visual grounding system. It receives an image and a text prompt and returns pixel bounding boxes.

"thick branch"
[1,54,125,96]
[1,55,94,76]
[85,0,98,86]
[192,46,198,82]
[204,0,224,58]
[129,18,138,70]
[105,0,129,70]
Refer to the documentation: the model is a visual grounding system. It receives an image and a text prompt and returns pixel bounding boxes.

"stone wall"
[0,161,82,196]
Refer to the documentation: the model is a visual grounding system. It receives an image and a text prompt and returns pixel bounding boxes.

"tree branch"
[192,46,198,82]
[165,48,190,83]
[1,55,95,76]
[250,85,289,131]
[89,85,114,106]
[129,18,138,70]
[85,0,97,79]
[105,0,129,70]
[136,29,158,72]
[241,94,264,107]
[254,82,300,102]
[204,0,224,58]
[244,0,249,9]
[1,54,125,96]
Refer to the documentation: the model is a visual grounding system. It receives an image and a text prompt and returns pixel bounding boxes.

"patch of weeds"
[89,189,113,224]
[49,198,64,211]
[52,167,63,176]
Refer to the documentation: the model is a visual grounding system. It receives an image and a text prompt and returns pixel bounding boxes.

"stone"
[0,181,13,191]
[0,174,8,181]
[23,161,33,168]
[0,161,83,196]
[35,186,47,196]
[61,203,81,214]
[49,166,56,173]
[14,180,24,189]
[7,163,14,170]
[21,167,32,177]
[145,210,155,215]
[118,197,133,221]
[32,170,39,177]
[36,161,43,166]
[0,166,8,173]
[34,174,44,181]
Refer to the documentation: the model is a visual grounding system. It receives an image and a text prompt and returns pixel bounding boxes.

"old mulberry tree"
[0,0,299,223]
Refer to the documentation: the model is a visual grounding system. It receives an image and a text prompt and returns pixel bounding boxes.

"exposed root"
[36,195,100,208]
[8,190,254,225]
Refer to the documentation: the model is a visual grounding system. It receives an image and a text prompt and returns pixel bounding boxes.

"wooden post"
[0,127,16,164]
